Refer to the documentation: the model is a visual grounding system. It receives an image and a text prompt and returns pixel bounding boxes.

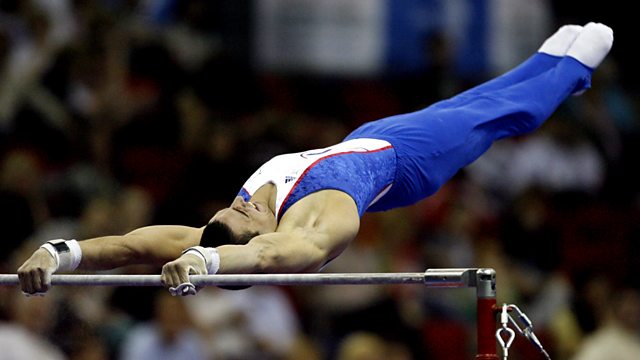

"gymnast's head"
[202,196,277,247]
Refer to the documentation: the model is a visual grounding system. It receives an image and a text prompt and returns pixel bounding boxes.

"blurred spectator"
[571,287,640,360]
[569,59,640,199]
[0,149,41,265]
[570,59,634,161]
[161,0,221,73]
[0,290,66,360]
[284,334,324,360]
[336,331,412,360]
[184,285,301,359]
[0,1,72,132]
[336,332,388,360]
[50,300,110,360]
[468,116,606,200]
[119,290,206,360]
[112,185,154,234]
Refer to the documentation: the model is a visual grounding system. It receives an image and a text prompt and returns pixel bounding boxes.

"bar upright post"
[475,268,498,360]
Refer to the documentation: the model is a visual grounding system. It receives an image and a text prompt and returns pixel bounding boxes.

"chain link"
[495,303,552,360]
[496,304,515,360]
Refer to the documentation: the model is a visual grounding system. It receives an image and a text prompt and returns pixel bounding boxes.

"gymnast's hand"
[17,248,57,295]
[161,251,206,296]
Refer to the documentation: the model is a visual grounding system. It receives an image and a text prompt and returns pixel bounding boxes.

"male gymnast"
[18,22,614,295]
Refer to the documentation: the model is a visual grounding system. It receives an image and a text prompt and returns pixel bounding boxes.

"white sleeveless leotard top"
[238,138,396,220]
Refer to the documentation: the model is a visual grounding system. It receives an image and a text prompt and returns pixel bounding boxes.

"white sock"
[538,25,583,57]
[566,22,614,69]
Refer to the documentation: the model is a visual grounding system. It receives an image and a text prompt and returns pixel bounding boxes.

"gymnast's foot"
[538,24,583,57]
[566,22,614,69]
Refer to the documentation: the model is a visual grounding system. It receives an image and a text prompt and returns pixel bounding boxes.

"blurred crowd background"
[1,0,639,359]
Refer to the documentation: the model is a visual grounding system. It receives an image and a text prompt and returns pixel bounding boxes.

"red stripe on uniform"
[277,145,393,219]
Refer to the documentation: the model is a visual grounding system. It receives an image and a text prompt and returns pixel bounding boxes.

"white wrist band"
[182,246,220,274]
[40,239,82,272]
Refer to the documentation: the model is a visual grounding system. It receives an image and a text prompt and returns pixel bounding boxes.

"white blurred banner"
[254,0,386,76]
[253,0,551,78]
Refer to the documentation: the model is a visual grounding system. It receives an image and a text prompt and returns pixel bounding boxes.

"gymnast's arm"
[217,223,357,274]
[17,225,204,293]
[77,225,204,269]
[160,195,361,287]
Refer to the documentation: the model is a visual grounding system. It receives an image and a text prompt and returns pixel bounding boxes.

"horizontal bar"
[0,268,482,287]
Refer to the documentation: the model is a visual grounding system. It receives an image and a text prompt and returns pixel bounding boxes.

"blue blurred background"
[1,1,639,359]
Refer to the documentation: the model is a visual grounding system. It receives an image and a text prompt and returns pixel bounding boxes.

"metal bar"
[0,268,482,287]
[423,268,477,288]
[2,267,498,358]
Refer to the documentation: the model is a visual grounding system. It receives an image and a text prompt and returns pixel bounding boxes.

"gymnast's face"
[211,196,277,240]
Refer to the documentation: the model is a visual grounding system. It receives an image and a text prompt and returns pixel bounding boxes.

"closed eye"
[233,208,250,218]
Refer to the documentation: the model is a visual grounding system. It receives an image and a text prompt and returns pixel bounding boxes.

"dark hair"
[200,220,258,291]
[200,220,257,248]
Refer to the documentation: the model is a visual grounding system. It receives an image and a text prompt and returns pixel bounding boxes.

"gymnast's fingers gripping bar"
[0,268,492,288]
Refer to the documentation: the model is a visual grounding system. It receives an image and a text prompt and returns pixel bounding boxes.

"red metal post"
[475,269,499,360]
